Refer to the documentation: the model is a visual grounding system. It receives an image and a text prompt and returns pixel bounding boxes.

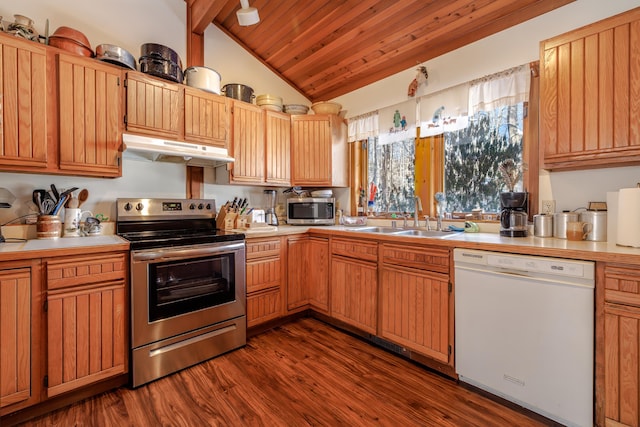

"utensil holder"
[37,215,61,239]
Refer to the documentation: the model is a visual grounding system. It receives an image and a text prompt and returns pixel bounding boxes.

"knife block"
[216,210,237,230]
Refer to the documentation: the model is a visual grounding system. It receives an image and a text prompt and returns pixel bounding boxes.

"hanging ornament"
[408,65,429,97]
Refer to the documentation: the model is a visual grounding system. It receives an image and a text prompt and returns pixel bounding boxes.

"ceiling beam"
[190,0,227,34]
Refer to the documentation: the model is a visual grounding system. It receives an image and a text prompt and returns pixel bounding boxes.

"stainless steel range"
[116,198,246,388]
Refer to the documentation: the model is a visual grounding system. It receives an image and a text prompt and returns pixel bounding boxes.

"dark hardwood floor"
[21,318,552,426]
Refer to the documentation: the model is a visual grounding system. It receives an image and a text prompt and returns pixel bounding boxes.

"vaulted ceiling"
[186,0,574,102]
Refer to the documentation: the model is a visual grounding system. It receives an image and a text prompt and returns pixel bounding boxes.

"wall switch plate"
[541,200,556,214]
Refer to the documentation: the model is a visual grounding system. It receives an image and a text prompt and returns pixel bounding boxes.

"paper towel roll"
[607,191,618,245]
[617,188,640,247]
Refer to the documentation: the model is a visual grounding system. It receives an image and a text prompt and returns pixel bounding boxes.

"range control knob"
[189,203,196,210]
[206,203,212,210]
[124,202,133,211]
[198,203,204,210]
[135,202,144,211]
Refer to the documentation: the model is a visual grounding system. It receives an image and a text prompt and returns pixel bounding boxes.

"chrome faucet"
[413,195,422,228]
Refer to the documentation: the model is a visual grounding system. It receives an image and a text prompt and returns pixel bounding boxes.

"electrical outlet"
[541,200,556,214]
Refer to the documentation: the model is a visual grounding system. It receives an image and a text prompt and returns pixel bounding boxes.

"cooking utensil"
[139,57,183,83]
[49,36,94,57]
[183,66,221,94]
[95,44,137,70]
[77,189,89,207]
[140,43,182,68]
[221,83,255,103]
[50,184,59,201]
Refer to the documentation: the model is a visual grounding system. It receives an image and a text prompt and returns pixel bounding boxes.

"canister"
[579,210,607,241]
[553,211,579,239]
[36,215,61,239]
[533,214,553,237]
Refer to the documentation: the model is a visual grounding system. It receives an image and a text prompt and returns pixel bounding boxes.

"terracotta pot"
[49,36,94,58]
[50,26,92,50]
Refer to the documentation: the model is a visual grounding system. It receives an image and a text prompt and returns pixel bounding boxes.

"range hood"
[122,133,234,167]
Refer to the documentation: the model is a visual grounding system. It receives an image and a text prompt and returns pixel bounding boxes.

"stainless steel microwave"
[286,197,335,225]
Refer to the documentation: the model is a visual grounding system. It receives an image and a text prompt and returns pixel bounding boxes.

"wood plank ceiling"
[187,0,575,102]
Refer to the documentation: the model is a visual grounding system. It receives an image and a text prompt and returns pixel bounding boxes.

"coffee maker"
[499,192,528,237]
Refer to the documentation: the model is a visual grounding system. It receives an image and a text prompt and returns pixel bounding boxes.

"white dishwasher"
[453,248,594,427]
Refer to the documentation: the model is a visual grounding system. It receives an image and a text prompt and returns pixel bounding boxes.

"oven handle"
[132,242,245,262]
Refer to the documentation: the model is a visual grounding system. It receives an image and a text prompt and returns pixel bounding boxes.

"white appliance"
[454,249,594,427]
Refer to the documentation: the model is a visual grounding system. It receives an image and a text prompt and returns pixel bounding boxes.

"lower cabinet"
[0,260,42,415]
[308,237,329,313]
[379,244,452,365]
[44,253,127,397]
[246,237,285,328]
[330,238,378,334]
[287,235,310,312]
[599,263,640,426]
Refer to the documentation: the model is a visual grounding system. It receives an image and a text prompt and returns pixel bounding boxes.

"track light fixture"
[237,0,260,26]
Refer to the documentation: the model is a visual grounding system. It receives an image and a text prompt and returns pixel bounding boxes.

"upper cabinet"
[124,71,184,140]
[541,7,640,170]
[184,86,229,148]
[57,54,122,177]
[291,114,347,187]
[229,101,265,183]
[0,35,50,171]
[265,110,291,185]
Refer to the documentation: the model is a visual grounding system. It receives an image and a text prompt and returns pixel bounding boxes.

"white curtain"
[468,64,530,115]
[419,82,469,137]
[347,112,379,142]
[377,99,417,145]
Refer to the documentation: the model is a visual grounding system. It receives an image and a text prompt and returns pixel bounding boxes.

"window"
[349,64,535,219]
[367,136,415,213]
[444,103,524,213]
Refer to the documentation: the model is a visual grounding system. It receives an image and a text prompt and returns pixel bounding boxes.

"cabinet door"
[265,110,291,185]
[184,86,229,148]
[0,35,49,170]
[47,280,126,397]
[330,255,377,334]
[291,115,331,186]
[380,265,450,363]
[246,239,284,328]
[0,268,31,409]
[287,236,309,311]
[125,71,183,139]
[58,54,122,177]
[230,101,265,184]
[308,237,329,313]
[541,9,640,169]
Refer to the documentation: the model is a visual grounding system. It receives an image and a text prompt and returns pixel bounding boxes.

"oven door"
[130,241,246,349]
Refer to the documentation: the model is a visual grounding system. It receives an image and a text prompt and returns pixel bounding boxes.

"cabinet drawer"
[381,244,449,274]
[247,287,283,328]
[604,265,640,307]
[247,256,282,293]
[46,254,126,290]
[246,238,281,260]
[331,238,377,262]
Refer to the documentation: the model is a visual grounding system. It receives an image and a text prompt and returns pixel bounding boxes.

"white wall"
[1,0,639,225]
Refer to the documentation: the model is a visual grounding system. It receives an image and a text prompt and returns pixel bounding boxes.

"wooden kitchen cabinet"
[184,86,229,148]
[379,244,451,365]
[599,263,640,426]
[286,235,310,312]
[0,260,42,415]
[330,238,378,334]
[57,53,122,177]
[541,8,640,170]
[229,101,265,183]
[246,237,285,328]
[308,236,329,313]
[44,253,127,398]
[291,114,347,187]
[0,34,51,172]
[265,110,291,185]
[124,71,184,139]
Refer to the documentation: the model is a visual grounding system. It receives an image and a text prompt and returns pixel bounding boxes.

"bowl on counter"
[311,101,341,115]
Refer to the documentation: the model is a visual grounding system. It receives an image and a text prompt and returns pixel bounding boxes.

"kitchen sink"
[347,226,462,238]
[394,229,462,238]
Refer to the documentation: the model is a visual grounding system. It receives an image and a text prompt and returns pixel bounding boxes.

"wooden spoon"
[77,189,89,207]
